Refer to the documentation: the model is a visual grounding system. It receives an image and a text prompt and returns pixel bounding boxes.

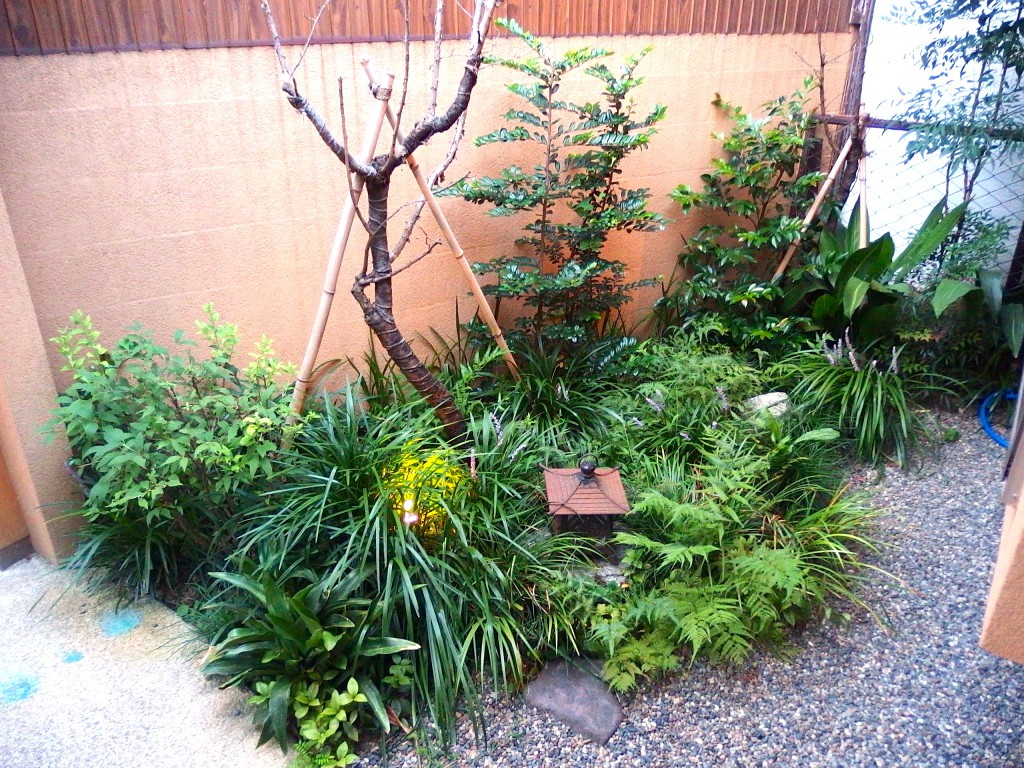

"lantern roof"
[543,463,629,517]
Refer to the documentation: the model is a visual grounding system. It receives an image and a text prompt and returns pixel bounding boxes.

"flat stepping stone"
[524,657,623,744]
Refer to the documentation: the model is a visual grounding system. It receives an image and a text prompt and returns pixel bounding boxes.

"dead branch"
[291,0,333,76]
[390,0,413,160]
[428,0,445,118]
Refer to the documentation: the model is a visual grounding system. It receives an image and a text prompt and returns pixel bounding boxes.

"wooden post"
[289,69,395,417]
[362,61,520,380]
[772,136,855,281]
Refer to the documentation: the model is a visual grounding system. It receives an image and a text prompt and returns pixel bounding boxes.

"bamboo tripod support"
[288,69,395,417]
[361,61,520,381]
[772,136,854,281]
[858,140,869,249]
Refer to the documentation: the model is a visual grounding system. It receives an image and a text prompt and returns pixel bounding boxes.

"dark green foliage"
[47,307,297,599]
[448,18,666,344]
[588,422,877,691]
[217,390,585,748]
[601,332,763,466]
[657,81,825,351]
[480,336,638,438]
[783,200,968,349]
[202,567,416,761]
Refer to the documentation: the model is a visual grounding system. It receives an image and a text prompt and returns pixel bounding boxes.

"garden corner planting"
[44,15,1022,768]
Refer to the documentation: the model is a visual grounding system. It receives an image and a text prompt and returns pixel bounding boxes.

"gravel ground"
[364,413,1024,768]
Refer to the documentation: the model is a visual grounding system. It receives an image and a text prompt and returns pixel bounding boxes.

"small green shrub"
[47,306,297,599]
[772,336,945,467]
[202,567,417,764]
[656,81,824,351]
[449,18,666,344]
[600,332,763,467]
[588,423,877,691]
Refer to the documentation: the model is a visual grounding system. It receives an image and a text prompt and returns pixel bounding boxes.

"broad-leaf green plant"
[657,80,825,350]
[783,199,967,348]
[47,306,298,599]
[202,566,417,763]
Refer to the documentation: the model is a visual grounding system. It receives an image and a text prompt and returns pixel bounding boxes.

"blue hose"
[979,389,1018,449]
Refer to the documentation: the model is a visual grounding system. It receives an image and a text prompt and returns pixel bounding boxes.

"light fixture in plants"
[385,443,468,540]
[449,18,667,345]
[587,423,880,692]
[232,390,585,747]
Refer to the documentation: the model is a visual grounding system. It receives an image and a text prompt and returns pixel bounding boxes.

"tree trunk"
[353,175,468,444]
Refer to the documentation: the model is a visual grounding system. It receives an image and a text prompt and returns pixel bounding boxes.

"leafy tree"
[657,81,825,351]
[898,0,1023,204]
[450,19,667,345]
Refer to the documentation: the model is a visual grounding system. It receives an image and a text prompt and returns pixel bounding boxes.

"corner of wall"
[0,186,80,562]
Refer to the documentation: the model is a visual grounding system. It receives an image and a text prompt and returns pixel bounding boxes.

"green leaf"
[793,428,840,444]
[358,637,421,657]
[268,678,292,753]
[834,237,893,297]
[932,279,977,317]
[1001,304,1024,358]
[980,268,1004,316]
[842,276,870,319]
[888,200,967,282]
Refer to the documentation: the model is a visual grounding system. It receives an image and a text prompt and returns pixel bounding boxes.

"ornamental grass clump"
[216,390,585,748]
[773,333,946,467]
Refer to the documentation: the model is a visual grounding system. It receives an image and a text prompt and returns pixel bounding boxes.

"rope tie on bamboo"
[371,85,392,101]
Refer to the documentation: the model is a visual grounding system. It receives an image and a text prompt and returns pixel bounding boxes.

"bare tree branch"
[390,0,412,159]
[359,236,443,284]
[291,0,334,76]
[383,0,498,173]
[428,0,445,118]
[261,0,376,178]
[337,76,372,233]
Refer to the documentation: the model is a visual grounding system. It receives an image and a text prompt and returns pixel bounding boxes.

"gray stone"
[524,657,623,744]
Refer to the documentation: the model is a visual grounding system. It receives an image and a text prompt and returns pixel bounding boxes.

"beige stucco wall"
[0,32,851,554]
[981,499,1024,663]
[0,188,79,560]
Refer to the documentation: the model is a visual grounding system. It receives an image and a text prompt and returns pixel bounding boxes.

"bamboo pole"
[858,129,869,249]
[772,135,854,281]
[289,68,395,417]
[362,61,521,381]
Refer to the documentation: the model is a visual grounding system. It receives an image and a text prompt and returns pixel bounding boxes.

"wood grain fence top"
[0,0,857,56]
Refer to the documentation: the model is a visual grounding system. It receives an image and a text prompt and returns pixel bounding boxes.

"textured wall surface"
[0,189,78,559]
[0,32,851,387]
[0,31,851,556]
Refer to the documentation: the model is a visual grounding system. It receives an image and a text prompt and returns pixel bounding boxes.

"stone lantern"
[543,459,629,540]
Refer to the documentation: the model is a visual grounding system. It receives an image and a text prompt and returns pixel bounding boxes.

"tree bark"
[353,175,468,444]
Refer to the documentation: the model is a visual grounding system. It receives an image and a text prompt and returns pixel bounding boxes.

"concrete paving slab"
[0,557,289,768]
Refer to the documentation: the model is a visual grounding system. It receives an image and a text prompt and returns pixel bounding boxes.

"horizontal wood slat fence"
[0,0,855,56]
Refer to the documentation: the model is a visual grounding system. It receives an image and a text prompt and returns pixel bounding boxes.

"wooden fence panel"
[0,2,17,53]
[0,0,855,56]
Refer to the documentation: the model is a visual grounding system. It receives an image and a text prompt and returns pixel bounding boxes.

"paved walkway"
[0,558,288,768]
